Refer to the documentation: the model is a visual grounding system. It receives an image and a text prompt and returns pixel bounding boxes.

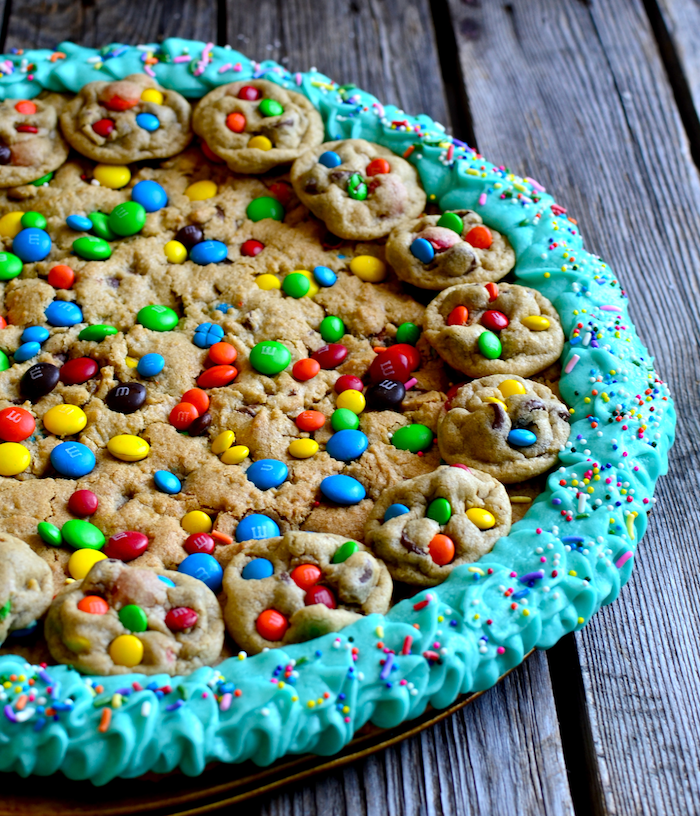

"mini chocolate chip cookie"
[192,80,324,174]
[291,139,426,240]
[364,465,511,586]
[0,533,53,644]
[222,531,392,654]
[386,210,514,290]
[59,75,192,163]
[44,559,224,676]
[423,282,564,378]
[438,375,570,483]
[0,93,69,188]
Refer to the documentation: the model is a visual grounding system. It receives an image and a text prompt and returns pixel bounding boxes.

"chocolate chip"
[400,531,423,555]
[20,362,60,400]
[106,382,147,414]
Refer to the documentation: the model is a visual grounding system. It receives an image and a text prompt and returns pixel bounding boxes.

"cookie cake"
[0,39,675,784]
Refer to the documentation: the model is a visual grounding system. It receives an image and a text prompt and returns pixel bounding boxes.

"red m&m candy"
[169,402,199,430]
[0,406,35,442]
[447,306,469,326]
[390,343,420,370]
[240,239,264,257]
[335,375,363,394]
[311,343,347,369]
[256,608,289,641]
[291,563,322,590]
[226,112,246,132]
[201,141,226,163]
[305,585,336,609]
[181,388,210,415]
[480,310,509,331]
[77,595,109,615]
[104,531,149,561]
[92,119,115,138]
[292,358,320,381]
[465,225,493,249]
[68,490,99,516]
[184,532,215,555]
[366,158,391,176]
[60,357,98,385]
[48,265,75,289]
[369,349,411,384]
[166,607,198,631]
[296,410,326,432]
[197,365,238,388]
[104,93,139,111]
[0,316,6,330]
[238,85,261,101]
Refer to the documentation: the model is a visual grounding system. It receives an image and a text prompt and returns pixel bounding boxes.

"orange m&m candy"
[208,342,237,366]
[295,410,325,432]
[447,306,468,326]
[169,402,199,430]
[197,365,238,388]
[226,112,246,133]
[292,358,321,381]
[77,595,109,615]
[256,608,289,641]
[181,388,210,415]
[291,563,322,590]
[485,282,499,301]
[366,158,391,176]
[465,225,493,249]
[15,100,37,115]
[428,534,455,566]
[48,265,75,289]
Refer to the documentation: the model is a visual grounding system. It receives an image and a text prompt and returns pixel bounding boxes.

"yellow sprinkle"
[237,651,247,660]
[601,392,610,402]
[307,700,315,708]
[375,626,384,638]
[577,617,585,624]
[342,705,350,714]
[568,570,577,577]
[277,681,285,689]
[510,496,532,504]
[522,609,530,617]
[626,514,636,540]
[467,566,485,575]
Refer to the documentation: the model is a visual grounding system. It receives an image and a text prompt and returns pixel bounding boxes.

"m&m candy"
[481,310,509,331]
[0,407,35,442]
[465,225,492,249]
[366,378,405,410]
[428,534,455,565]
[137,353,164,377]
[107,434,150,462]
[320,316,344,343]
[109,634,144,667]
[136,112,159,132]
[326,429,368,461]
[45,301,83,327]
[235,514,280,542]
[478,330,502,359]
[305,585,336,608]
[466,508,496,529]
[427,498,452,525]
[184,533,215,555]
[137,305,178,332]
[61,519,105,550]
[68,490,99,516]
[165,607,198,632]
[48,264,75,288]
[131,180,168,212]
[335,375,363,394]
[181,510,212,534]
[38,522,62,546]
[169,402,199,430]
[13,228,51,262]
[292,358,320,381]
[508,429,537,446]
[249,340,291,375]
[336,389,365,414]
[313,265,337,286]
[190,240,228,265]
[256,608,289,641]
[288,438,319,459]
[197,364,238,388]
[226,112,246,132]
[193,322,225,348]
[221,445,249,464]
[185,180,218,201]
[410,238,435,264]
[384,503,410,522]
[73,235,112,260]
[103,531,149,561]
[108,201,146,237]
[184,389,212,414]
[154,470,181,494]
[106,382,147,413]
[0,252,22,280]
[242,558,274,580]
[21,326,49,344]
[0,442,30,476]
[320,474,366,505]
[391,424,433,453]
[119,604,148,632]
[331,408,359,431]
[246,196,284,222]
[241,239,264,256]
[311,343,347,369]
[246,459,288,490]
[21,362,60,399]
[43,404,87,436]
[332,540,360,563]
[68,548,106,580]
[349,255,386,282]
[51,441,95,477]
[296,410,326,432]
[77,596,109,615]
[290,563,321,589]
[318,151,342,168]
[13,342,40,362]
[178,553,223,593]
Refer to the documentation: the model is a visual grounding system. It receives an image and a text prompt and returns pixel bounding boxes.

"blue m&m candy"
[131,180,168,212]
[235,514,280,542]
[136,113,160,132]
[178,552,223,593]
[13,228,51,262]
[21,326,49,344]
[158,575,176,587]
[50,441,95,478]
[320,474,366,505]
[246,459,288,490]
[313,265,337,287]
[384,503,410,522]
[67,214,92,231]
[242,558,274,580]
[154,470,181,494]
[190,240,228,265]
[193,322,225,348]
[410,237,435,264]
[508,428,537,446]
[137,353,164,377]
[319,151,342,168]
[326,429,368,462]
[45,301,83,327]
[14,342,40,362]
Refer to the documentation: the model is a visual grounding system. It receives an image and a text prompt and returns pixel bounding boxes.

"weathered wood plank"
[225,0,451,133]
[255,652,573,816]
[447,1,700,814]
[3,0,216,52]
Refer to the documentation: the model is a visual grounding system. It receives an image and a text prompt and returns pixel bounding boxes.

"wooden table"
[2,1,699,813]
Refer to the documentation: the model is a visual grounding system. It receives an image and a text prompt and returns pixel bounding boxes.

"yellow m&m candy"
[294,269,319,297]
[0,442,30,476]
[498,379,527,398]
[109,634,144,667]
[221,445,249,465]
[336,389,366,414]
[288,438,319,459]
[247,135,272,151]
[212,430,235,455]
[181,510,212,534]
[43,404,87,436]
[140,88,164,105]
[107,434,150,462]
[185,180,218,201]
[521,315,550,331]
[483,396,508,409]
[466,508,496,530]
[68,548,107,580]
[164,240,187,264]
[0,212,24,238]
[349,255,386,283]
[256,274,281,291]
[94,164,131,189]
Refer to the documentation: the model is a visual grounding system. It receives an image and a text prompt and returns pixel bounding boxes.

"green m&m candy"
[396,321,421,345]
[108,201,147,237]
[426,497,452,525]
[332,540,359,564]
[61,519,105,550]
[30,171,53,187]
[0,351,9,372]
[347,173,367,201]
[0,252,22,280]
[79,324,118,341]
[331,408,359,432]
[391,423,434,453]
[249,340,291,375]
[246,196,284,223]
[73,235,112,261]
[259,99,284,117]
[38,521,62,547]
[437,212,464,235]
[282,272,310,299]
[88,212,117,241]
[20,211,47,230]
[320,315,344,342]
[118,604,148,632]
[137,304,178,332]
[0,599,10,620]
[478,330,502,359]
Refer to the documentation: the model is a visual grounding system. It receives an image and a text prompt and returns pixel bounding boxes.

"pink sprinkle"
[220,692,232,711]
[174,55,192,63]
[295,72,302,85]
[144,65,155,78]
[450,463,471,473]
[497,646,506,655]
[600,305,620,312]
[404,377,418,389]
[478,193,487,206]
[564,354,580,374]
[234,62,242,72]
[615,551,633,569]
[525,176,545,192]
[218,62,233,74]
[447,144,454,161]
[536,528,542,534]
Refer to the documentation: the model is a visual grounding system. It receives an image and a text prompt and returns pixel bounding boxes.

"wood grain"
[447,0,700,814]
[654,0,700,113]
[2,0,216,52]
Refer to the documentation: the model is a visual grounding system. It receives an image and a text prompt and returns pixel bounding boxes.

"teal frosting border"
[0,39,675,784]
